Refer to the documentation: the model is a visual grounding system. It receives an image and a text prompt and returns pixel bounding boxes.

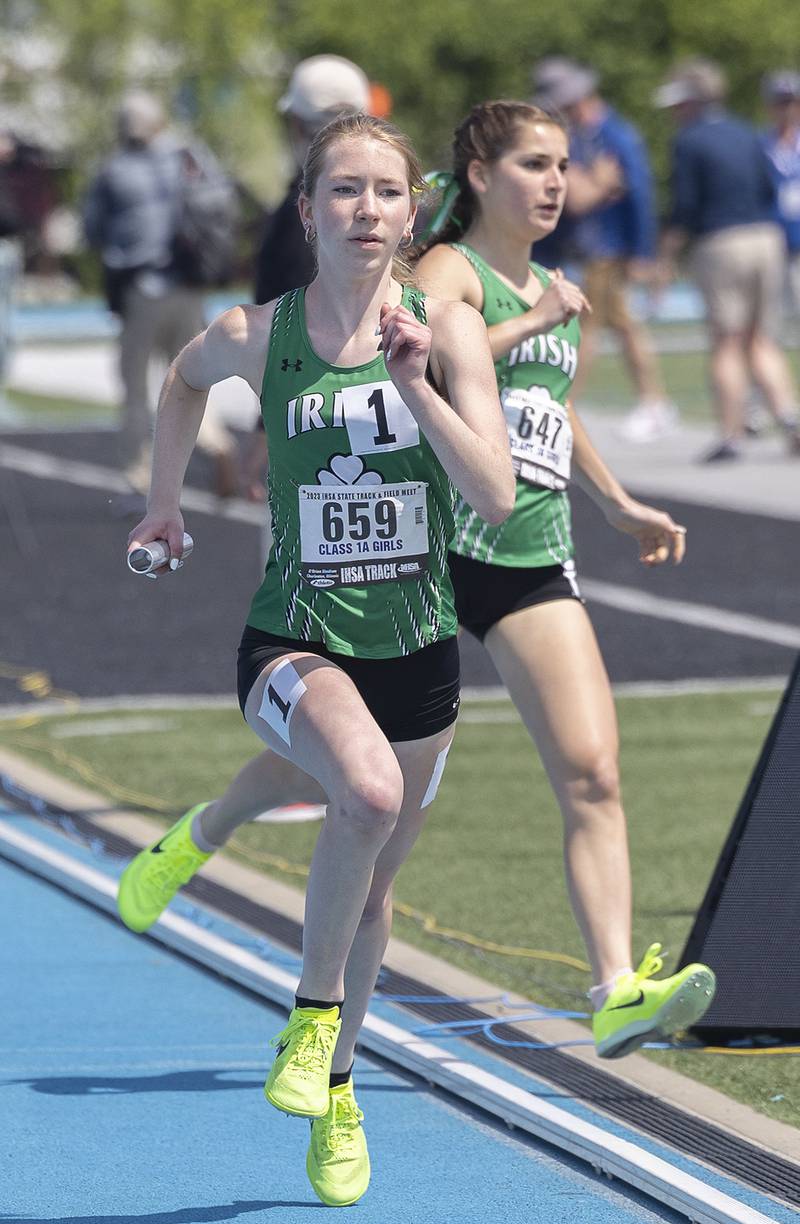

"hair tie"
[417,170,462,242]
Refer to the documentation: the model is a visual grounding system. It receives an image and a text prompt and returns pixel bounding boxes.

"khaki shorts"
[583,258,634,329]
[692,223,785,337]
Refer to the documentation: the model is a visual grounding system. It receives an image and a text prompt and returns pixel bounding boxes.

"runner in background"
[415,99,716,1060]
[117,112,514,1206]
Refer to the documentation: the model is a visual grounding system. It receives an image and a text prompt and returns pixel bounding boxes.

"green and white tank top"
[448,242,581,568]
[246,284,458,658]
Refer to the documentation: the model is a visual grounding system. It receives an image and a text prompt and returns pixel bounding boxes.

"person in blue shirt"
[533,59,677,443]
[655,59,800,461]
[761,70,800,321]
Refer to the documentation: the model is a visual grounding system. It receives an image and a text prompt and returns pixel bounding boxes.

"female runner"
[415,100,715,1060]
[117,112,514,1207]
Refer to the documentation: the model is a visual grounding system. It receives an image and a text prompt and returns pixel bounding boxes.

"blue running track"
[1,843,689,1224]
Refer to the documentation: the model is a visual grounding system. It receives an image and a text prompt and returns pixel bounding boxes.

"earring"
[399,229,414,249]
[304,225,317,245]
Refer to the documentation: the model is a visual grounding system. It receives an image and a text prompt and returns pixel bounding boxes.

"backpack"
[172,146,239,287]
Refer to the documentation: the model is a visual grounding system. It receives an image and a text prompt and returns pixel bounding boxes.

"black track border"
[2,781,798,1211]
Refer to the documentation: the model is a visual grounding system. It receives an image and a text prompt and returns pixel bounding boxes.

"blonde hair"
[301,112,426,283]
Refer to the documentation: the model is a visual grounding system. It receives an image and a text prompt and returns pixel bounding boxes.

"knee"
[563,748,621,813]
[360,883,393,925]
[333,766,404,842]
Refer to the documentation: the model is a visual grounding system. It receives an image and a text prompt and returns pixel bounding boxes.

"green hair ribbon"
[417,170,462,243]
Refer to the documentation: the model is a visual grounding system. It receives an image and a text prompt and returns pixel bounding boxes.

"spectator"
[252,55,371,305]
[83,91,240,495]
[761,70,800,320]
[0,129,23,395]
[656,59,800,461]
[245,55,372,506]
[533,59,677,442]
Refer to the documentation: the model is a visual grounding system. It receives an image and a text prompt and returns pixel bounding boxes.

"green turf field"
[1,686,797,1127]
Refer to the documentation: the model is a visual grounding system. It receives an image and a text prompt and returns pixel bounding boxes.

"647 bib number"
[502,386,573,490]
[298,481,429,589]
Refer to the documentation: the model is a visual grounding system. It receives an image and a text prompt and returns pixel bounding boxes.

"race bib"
[501,385,572,490]
[342,380,420,455]
[298,481,429,589]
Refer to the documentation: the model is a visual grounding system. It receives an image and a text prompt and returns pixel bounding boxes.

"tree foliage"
[8,0,800,204]
[273,0,800,192]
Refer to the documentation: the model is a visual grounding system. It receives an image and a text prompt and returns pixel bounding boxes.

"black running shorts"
[448,552,583,643]
[237,625,460,743]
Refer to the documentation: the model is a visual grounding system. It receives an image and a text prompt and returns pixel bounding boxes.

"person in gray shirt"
[83,91,239,495]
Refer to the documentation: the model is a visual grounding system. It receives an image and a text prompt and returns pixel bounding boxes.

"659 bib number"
[298,481,429,589]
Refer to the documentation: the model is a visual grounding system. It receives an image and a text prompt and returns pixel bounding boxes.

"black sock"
[295,995,343,1014]
[329,1063,354,1089]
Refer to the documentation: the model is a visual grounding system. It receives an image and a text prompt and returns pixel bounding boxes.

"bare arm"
[570,403,686,565]
[128,303,272,562]
[416,244,589,362]
[379,297,515,524]
[564,157,624,216]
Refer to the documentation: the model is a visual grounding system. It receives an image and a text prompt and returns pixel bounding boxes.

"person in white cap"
[253,55,371,304]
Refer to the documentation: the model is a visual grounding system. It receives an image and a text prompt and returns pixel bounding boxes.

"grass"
[585,341,800,421]
[4,330,799,430]
[2,387,114,423]
[1,687,797,1128]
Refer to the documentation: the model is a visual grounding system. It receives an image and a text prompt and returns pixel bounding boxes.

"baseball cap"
[278,55,371,124]
[762,70,800,103]
[531,58,598,109]
[654,60,726,108]
[117,91,165,142]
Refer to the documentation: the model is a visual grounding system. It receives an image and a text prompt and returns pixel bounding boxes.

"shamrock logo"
[525,384,557,409]
[316,454,382,487]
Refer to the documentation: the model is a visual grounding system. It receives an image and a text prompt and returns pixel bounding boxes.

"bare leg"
[614,317,667,402]
[567,315,597,404]
[199,750,325,845]
[332,727,455,1073]
[709,332,749,440]
[748,330,800,422]
[204,653,405,1002]
[484,600,632,985]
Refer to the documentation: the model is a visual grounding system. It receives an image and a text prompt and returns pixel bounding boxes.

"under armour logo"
[497,298,514,311]
[281,357,303,372]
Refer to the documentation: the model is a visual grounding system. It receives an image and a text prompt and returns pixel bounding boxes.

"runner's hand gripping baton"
[127,533,194,576]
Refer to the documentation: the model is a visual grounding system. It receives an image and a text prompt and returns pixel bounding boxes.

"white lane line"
[0,819,778,1224]
[0,442,265,525]
[582,578,800,650]
[47,716,180,739]
[0,677,787,723]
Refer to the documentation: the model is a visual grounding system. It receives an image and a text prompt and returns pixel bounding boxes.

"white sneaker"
[617,401,679,443]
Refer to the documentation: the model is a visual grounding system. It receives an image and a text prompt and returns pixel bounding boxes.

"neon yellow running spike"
[117,803,213,933]
[264,1006,341,1118]
[593,943,716,1060]
[307,1079,370,1207]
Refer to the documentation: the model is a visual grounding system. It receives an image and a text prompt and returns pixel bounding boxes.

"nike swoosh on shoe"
[608,990,645,1011]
